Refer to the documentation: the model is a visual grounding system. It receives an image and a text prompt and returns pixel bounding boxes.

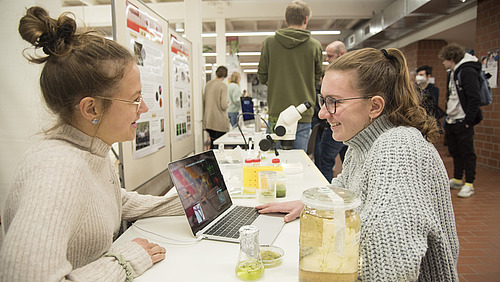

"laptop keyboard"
[204,206,260,239]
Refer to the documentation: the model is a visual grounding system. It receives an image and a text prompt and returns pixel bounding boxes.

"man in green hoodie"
[258,0,323,151]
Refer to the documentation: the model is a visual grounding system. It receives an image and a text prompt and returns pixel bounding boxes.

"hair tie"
[381,49,390,59]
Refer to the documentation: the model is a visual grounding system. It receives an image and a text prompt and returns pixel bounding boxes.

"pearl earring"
[91,119,99,125]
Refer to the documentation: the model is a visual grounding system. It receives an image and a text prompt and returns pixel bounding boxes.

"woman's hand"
[132,238,166,264]
[255,200,304,222]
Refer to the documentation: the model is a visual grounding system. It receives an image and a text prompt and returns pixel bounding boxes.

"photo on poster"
[136,121,150,150]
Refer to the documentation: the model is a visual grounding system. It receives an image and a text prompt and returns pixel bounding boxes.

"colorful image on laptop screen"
[169,152,232,233]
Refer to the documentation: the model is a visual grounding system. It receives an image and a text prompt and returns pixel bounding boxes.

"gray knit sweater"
[0,125,184,281]
[331,116,459,281]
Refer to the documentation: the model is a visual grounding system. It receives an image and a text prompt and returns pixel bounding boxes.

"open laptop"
[168,150,285,245]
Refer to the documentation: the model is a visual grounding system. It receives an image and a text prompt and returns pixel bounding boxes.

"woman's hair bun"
[19,6,77,61]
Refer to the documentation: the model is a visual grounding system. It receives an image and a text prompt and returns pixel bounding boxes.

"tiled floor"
[437,144,500,281]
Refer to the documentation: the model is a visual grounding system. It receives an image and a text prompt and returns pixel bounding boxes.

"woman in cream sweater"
[0,7,183,281]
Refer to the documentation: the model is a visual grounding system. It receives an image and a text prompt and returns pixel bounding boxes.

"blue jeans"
[228,112,239,127]
[268,119,311,152]
[314,125,344,182]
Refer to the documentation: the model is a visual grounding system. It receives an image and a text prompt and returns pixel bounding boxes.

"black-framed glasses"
[317,94,373,115]
[95,94,143,113]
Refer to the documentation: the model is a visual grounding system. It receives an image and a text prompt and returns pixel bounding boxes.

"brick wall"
[474,0,500,170]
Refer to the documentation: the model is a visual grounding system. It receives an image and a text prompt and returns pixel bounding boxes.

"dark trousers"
[206,129,226,149]
[445,122,476,183]
[314,125,345,183]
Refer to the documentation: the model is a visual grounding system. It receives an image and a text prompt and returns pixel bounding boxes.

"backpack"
[457,68,492,106]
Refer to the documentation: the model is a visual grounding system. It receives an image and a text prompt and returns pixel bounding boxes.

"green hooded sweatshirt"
[258,28,323,122]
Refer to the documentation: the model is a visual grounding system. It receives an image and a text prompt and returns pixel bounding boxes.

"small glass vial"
[235,225,265,281]
[272,158,286,198]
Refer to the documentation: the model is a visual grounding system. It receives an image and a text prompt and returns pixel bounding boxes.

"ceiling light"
[311,31,341,35]
[175,23,184,33]
[238,52,261,56]
[202,52,261,56]
[201,30,340,38]
[240,62,259,66]
[227,31,274,37]
[243,69,258,73]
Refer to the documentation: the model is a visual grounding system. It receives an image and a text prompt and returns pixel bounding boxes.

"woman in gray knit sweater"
[0,7,183,281]
[257,48,459,281]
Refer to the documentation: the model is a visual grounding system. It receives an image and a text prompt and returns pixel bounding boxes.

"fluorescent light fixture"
[203,52,261,57]
[227,31,274,37]
[205,63,213,67]
[238,52,261,56]
[175,23,184,32]
[311,31,341,35]
[240,62,259,66]
[243,69,258,73]
[202,30,340,38]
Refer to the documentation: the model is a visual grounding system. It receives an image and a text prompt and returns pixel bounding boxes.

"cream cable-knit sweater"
[331,116,459,281]
[0,125,184,281]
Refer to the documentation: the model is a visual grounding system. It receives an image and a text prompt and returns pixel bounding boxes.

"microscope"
[259,101,311,151]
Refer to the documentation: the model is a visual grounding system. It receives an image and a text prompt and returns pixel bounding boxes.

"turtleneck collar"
[344,115,394,152]
[49,124,111,157]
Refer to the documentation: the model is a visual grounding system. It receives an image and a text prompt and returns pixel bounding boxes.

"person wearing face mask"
[257,48,458,281]
[416,65,445,123]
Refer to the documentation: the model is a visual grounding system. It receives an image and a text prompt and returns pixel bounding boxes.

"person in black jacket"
[438,43,483,198]
[416,65,445,122]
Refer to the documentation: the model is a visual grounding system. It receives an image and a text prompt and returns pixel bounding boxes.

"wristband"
[104,252,134,282]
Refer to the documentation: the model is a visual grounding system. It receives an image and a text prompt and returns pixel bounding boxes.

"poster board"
[168,29,195,160]
[112,0,171,191]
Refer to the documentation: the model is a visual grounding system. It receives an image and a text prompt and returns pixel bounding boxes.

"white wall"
[0,1,60,213]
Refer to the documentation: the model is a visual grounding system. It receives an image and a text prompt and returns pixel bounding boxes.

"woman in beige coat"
[203,66,230,148]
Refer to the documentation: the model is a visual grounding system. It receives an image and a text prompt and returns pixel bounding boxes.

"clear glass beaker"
[258,171,276,204]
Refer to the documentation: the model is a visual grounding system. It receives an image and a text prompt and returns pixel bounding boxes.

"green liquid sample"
[235,260,265,281]
[276,184,286,198]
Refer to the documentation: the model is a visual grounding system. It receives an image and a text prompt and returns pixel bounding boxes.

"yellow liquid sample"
[299,269,358,282]
[235,260,265,281]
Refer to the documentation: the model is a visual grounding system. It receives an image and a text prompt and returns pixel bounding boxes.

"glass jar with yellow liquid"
[299,187,361,282]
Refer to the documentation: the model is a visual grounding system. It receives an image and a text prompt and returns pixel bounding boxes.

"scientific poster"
[170,34,192,141]
[126,2,167,159]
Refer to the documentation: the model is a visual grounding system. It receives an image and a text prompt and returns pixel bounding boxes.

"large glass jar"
[299,187,361,282]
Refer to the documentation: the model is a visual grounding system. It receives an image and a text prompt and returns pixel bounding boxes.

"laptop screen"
[168,150,232,234]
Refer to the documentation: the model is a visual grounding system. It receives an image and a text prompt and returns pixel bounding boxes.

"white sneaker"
[457,184,475,198]
[449,179,462,189]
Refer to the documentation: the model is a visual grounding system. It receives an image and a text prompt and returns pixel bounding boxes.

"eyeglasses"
[317,94,373,115]
[95,94,143,113]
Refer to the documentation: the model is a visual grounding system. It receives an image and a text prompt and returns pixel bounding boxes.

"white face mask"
[416,75,427,84]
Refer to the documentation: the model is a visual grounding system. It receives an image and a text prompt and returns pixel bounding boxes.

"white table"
[113,150,329,282]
